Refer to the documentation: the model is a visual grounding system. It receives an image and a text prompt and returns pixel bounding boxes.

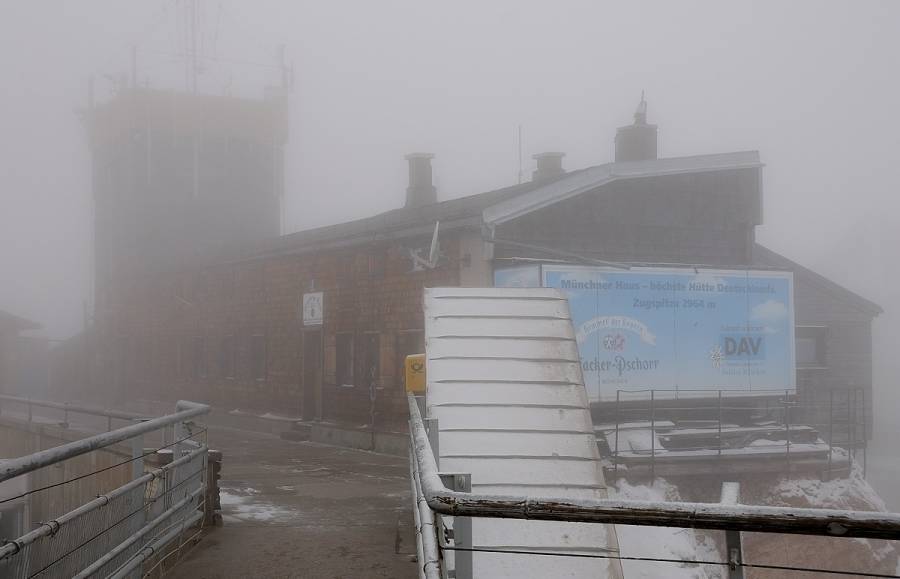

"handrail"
[0,445,207,561]
[408,394,900,540]
[0,393,146,422]
[0,400,209,484]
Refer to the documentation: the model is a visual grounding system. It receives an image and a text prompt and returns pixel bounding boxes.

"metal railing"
[0,399,210,578]
[408,393,900,579]
[0,394,146,432]
[604,388,867,478]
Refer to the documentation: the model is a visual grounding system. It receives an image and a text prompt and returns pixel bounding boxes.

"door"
[302,329,322,421]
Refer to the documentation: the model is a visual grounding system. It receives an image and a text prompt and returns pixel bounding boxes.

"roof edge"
[483,150,762,226]
[753,244,883,317]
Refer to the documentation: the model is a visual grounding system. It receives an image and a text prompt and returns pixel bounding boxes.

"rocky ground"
[167,425,417,579]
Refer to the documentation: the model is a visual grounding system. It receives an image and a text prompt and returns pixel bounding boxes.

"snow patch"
[220,487,296,523]
[612,479,721,579]
[768,461,887,512]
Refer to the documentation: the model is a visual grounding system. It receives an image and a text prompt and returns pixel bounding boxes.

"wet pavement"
[169,425,417,579]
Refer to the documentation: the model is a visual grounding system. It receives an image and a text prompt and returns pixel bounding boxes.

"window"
[250,334,267,382]
[358,333,380,389]
[336,333,354,386]
[796,326,827,369]
[368,250,386,278]
[192,337,207,381]
[396,330,425,390]
[220,269,235,300]
[220,335,236,379]
[337,254,355,283]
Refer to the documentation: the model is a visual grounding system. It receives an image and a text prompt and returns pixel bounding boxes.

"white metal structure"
[423,287,624,578]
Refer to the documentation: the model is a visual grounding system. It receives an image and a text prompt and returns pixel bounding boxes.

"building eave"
[482,150,763,226]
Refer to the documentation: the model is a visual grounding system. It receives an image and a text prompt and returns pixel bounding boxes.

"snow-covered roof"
[423,287,623,578]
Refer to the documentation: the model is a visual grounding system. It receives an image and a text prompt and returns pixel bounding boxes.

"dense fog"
[1,0,899,568]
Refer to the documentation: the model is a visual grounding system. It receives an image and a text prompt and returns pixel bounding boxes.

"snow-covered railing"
[408,393,900,578]
[0,399,210,578]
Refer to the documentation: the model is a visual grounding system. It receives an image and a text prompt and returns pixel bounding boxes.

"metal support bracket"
[438,472,472,579]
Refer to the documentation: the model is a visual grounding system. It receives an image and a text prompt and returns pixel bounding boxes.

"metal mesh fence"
[0,446,206,579]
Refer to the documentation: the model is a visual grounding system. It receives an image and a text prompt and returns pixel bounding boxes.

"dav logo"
[721,335,766,360]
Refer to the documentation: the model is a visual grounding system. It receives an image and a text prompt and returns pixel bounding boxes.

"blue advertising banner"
[541,266,795,401]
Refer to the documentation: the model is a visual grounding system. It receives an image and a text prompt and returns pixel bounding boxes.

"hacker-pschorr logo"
[603,333,626,352]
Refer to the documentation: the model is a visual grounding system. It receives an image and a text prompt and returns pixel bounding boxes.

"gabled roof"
[753,244,882,317]
[483,150,762,225]
[250,150,762,260]
[0,310,41,334]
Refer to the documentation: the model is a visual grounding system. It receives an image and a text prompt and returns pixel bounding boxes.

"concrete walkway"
[169,425,417,578]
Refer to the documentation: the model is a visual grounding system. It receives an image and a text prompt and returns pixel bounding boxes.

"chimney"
[532,152,566,182]
[404,153,437,208]
[614,93,658,162]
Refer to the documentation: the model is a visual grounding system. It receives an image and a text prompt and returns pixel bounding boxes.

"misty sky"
[1,0,898,342]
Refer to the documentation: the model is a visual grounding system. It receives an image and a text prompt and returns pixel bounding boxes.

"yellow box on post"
[404,354,426,394]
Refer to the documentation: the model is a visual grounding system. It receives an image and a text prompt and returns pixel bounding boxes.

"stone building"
[0,310,42,396]
[88,98,881,435]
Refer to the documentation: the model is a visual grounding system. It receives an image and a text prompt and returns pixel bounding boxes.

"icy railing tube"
[0,400,210,484]
[407,394,900,540]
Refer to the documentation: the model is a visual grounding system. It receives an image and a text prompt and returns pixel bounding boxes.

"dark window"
[250,334,267,381]
[358,333,380,389]
[396,330,425,390]
[192,337,207,381]
[368,250,386,278]
[336,333,354,386]
[196,271,209,299]
[220,269,235,300]
[220,335,236,378]
[337,254,355,283]
[796,326,827,369]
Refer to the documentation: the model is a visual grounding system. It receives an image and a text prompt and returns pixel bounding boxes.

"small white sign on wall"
[302,292,324,326]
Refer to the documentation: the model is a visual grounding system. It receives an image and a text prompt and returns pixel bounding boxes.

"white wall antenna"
[408,221,441,271]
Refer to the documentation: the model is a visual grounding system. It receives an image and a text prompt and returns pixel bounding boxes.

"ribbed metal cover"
[424,287,623,578]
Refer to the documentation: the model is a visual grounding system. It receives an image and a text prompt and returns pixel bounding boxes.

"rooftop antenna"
[517,124,523,184]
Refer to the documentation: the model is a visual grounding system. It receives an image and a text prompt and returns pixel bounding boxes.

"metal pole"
[440,473,472,579]
[27,399,32,423]
[828,389,834,477]
[650,390,655,480]
[784,390,791,472]
[425,417,440,470]
[847,388,853,472]
[131,433,144,480]
[717,390,723,458]
[862,388,868,478]
[721,482,744,579]
[614,390,620,473]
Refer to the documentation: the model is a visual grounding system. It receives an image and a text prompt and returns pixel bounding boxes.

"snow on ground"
[611,478,722,579]
[742,460,900,576]
[615,428,666,453]
[767,459,887,512]
[219,486,299,524]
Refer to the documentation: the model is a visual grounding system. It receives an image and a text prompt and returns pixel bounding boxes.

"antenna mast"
[517,124,523,185]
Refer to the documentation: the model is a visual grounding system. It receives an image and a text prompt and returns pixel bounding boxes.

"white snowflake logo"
[709,345,724,369]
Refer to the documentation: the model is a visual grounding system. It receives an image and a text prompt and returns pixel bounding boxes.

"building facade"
[87,100,881,434]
